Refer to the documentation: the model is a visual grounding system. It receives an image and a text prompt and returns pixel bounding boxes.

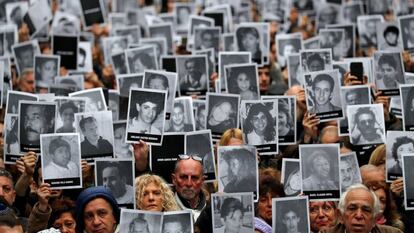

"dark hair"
[307,53,324,68]
[185,58,198,69]
[378,54,397,69]
[228,69,256,93]
[102,162,124,178]
[236,27,259,50]
[129,92,164,118]
[278,100,292,129]
[259,174,285,199]
[129,216,149,233]
[48,199,76,228]
[132,53,155,70]
[354,107,375,126]
[79,47,86,57]
[0,214,22,229]
[383,25,399,38]
[79,116,96,132]
[0,168,13,182]
[391,136,414,160]
[145,73,169,89]
[200,30,214,39]
[208,100,237,126]
[59,101,78,116]
[173,102,185,112]
[220,197,244,219]
[49,137,71,156]
[243,103,276,142]
[312,73,334,93]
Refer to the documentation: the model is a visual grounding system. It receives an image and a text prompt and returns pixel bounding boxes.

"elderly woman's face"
[252,111,267,133]
[211,102,232,123]
[309,201,337,232]
[223,209,243,232]
[140,182,163,211]
[258,192,274,223]
[313,156,330,178]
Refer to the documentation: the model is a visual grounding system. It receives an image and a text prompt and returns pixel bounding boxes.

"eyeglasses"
[178,154,203,163]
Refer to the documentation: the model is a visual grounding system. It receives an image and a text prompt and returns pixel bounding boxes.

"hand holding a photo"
[81,159,92,180]
[302,111,320,143]
[374,91,390,121]
[37,183,52,212]
[390,177,404,197]
[16,151,37,176]
[343,72,367,86]
[133,140,149,172]
[18,22,29,42]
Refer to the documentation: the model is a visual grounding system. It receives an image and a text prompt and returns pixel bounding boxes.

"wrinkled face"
[380,63,398,88]
[251,111,268,133]
[53,212,76,233]
[0,176,16,206]
[82,120,99,142]
[137,102,158,124]
[83,198,117,233]
[211,102,232,123]
[163,221,184,233]
[341,189,376,233]
[61,108,75,128]
[396,142,414,160]
[357,113,375,134]
[52,146,71,167]
[40,60,57,81]
[313,155,330,178]
[282,211,300,233]
[149,78,167,90]
[172,106,184,126]
[314,80,332,106]
[140,182,163,211]
[102,167,124,198]
[172,160,204,201]
[237,73,251,92]
[341,160,353,187]
[309,201,336,232]
[24,105,47,142]
[223,209,243,232]
[242,32,259,53]
[230,158,242,176]
[258,193,274,223]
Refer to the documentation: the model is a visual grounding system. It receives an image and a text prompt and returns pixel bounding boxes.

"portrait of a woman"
[236,27,262,64]
[227,68,259,100]
[216,197,252,233]
[278,100,294,137]
[243,103,276,145]
[35,57,58,84]
[207,100,237,133]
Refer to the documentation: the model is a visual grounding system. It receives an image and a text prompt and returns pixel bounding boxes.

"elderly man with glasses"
[171,154,206,221]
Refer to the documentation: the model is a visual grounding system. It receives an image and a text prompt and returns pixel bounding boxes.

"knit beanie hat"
[75,186,120,233]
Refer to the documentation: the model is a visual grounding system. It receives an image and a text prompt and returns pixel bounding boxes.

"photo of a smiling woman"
[243,103,277,145]
[207,97,238,134]
[226,65,259,101]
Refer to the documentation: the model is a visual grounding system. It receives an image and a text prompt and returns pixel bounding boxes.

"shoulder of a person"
[373,224,404,233]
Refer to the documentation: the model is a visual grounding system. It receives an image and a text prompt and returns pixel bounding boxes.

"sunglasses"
[178,154,203,163]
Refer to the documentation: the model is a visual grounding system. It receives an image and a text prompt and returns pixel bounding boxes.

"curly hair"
[227,69,256,94]
[135,174,179,211]
[243,103,276,142]
[391,136,414,161]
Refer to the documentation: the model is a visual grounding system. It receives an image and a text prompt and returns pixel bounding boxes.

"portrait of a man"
[274,197,309,233]
[162,212,192,233]
[99,161,134,205]
[349,105,385,145]
[309,73,341,114]
[179,58,207,93]
[400,17,414,49]
[79,116,113,157]
[43,136,79,179]
[166,101,194,132]
[340,153,361,192]
[375,52,404,90]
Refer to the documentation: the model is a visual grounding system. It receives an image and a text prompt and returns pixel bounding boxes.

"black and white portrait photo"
[326,24,355,58]
[217,145,258,199]
[304,69,343,121]
[108,90,120,121]
[52,34,78,70]
[117,74,144,97]
[22,0,52,37]
[126,88,167,145]
[51,10,80,35]
[174,3,195,34]
[347,104,386,146]
[398,14,414,52]
[69,88,107,112]
[194,26,221,53]
[176,55,208,96]
[1,24,18,57]
[319,29,345,61]
[113,121,133,159]
[386,130,414,182]
[366,0,390,15]
[206,93,240,139]
[357,15,384,51]
[235,25,263,65]
[300,144,340,200]
[95,158,135,208]
[400,84,414,130]
[276,33,302,67]
[12,40,40,74]
[403,154,414,210]
[281,158,301,197]
[303,36,320,50]
[186,15,214,51]
[34,55,60,86]
[193,100,207,130]
[6,91,38,114]
[4,114,22,164]
[223,33,235,51]
[102,36,128,65]
[143,70,177,118]
[18,101,56,153]
[287,53,302,87]
[218,52,251,91]
[148,23,174,55]
[338,85,371,135]
[194,48,215,81]
[316,3,340,30]
[75,111,114,163]
[340,152,362,194]
[140,37,168,63]
[225,63,259,100]
[5,1,28,28]
[241,100,278,154]
[119,209,163,233]
[211,192,254,233]
[55,75,84,92]
[79,0,106,29]
[77,41,93,72]
[374,51,405,95]
[340,2,363,24]
[162,211,193,233]
[113,26,141,45]
[300,49,333,73]
[272,196,310,233]
[376,22,404,51]
[262,95,297,145]
[111,52,128,75]
[166,97,194,132]
[41,133,82,189]
[186,130,216,181]
[125,45,158,74]
[54,97,86,133]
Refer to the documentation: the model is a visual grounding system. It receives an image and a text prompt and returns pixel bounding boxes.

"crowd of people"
[1,0,414,233]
